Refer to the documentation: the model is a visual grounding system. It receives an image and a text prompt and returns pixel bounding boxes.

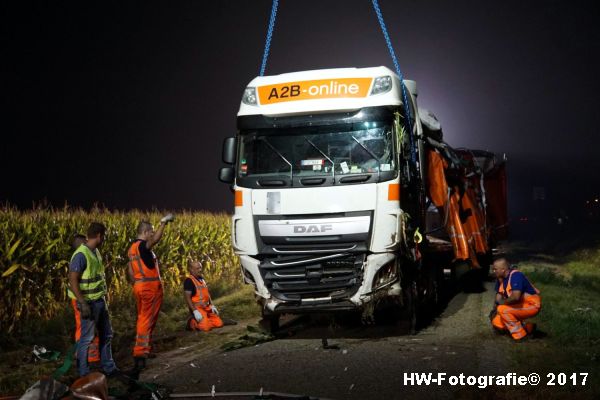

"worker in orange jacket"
[70,233,100,365]
[490,258,541,341]
[127,214,174,370]
[184,260,223,332]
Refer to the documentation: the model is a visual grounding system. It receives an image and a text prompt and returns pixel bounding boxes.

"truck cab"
[220,66,429,329]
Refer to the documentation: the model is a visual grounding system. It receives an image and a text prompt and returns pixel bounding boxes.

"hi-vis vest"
[498,270,540,298]
[188,275,211,309]
[68,245,107,301]
[128,240,161,284]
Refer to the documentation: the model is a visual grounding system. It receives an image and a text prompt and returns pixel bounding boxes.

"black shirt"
[135,239,156,269]
[183,276,205,297]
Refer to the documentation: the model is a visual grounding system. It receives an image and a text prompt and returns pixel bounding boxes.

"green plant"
[0,205,239,334]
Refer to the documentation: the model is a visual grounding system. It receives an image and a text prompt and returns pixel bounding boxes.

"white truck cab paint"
[222,66,423,320]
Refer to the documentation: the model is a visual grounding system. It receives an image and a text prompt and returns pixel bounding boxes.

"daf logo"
[293,224,333,234]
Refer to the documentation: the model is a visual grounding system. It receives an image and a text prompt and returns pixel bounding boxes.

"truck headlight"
[370,76,392,95]
[242,87,258,105]
[372,260,397,290]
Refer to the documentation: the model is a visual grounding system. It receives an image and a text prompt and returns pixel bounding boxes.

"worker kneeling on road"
[184,260,223,332]
[490,258,541,341]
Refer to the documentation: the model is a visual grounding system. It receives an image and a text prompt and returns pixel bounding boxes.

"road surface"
[142,281,515,399]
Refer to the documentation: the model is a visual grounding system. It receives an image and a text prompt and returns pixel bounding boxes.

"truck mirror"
[222,137,237,165]
[218,167,235,183]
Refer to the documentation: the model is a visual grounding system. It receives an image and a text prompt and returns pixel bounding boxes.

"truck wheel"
[401,280,418,335]
[477,250,494,281]
[259,314,280,334]
[422,265,442,313]
[409,281,418,335]
[429,275,440,311]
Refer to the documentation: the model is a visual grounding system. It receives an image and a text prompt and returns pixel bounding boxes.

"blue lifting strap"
[371,0,416,164]
[258,0,416,164]
[259,0,279,76]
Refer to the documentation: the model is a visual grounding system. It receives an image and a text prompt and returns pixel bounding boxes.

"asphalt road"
[143,281,515,400]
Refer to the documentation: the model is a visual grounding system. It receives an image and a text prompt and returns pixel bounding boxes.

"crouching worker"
[490,258,541,341]
[184,260,223,332]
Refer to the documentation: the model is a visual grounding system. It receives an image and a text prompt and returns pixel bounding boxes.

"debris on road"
[220,325,275,351]
[322,338,340,350]
[573,307,592,313]
[32,345,60,362]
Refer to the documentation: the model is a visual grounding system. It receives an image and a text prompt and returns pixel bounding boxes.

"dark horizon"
[3,1,600,220]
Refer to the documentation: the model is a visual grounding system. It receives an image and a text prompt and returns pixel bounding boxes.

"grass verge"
[507,247,600,399]
[0,283,260,395]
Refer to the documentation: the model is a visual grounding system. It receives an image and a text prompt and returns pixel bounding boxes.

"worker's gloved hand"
[497,298,505,306]
[193,310,203,322]
[160,214,174,224]
[211,305,219,315]
[78,301,92,319]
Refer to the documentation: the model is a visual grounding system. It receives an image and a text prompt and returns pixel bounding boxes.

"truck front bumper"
[239,253,401,313]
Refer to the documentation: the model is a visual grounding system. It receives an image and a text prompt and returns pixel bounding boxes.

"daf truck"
[218,66,507,332]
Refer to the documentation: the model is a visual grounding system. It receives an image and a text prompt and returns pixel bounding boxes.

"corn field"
[0,205,239,333]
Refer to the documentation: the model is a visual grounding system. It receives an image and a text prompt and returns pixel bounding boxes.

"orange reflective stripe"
[134,277,161,282]
[235,190,243,207]
[388,183,400,201]
[132,255,145,278]
[507,270,514,294]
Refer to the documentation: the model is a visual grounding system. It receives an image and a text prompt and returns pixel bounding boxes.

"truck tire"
[477,250,494,281]
[401,279,418,335]
[420,264,442,313]
[259,313,280,334]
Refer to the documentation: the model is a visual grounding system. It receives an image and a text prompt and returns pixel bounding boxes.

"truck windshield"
[238,122,395,182]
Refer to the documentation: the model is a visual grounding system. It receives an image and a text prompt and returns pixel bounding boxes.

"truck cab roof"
[238,66,416,118]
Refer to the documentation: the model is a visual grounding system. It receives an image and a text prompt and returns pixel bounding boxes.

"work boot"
[524,322,537,335]
[133,356,147,371]
[491,326,505,336]
[514,334,532,343]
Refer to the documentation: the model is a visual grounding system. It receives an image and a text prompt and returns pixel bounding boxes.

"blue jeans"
[76,298,117,376]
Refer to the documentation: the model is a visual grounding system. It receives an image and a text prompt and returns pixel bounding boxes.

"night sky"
[3,1,599,218]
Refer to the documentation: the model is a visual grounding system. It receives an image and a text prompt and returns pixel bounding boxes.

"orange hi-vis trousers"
[133,282,163,357]
[492,294,541,340]
[188,307,223,332]
[71,299,100,363]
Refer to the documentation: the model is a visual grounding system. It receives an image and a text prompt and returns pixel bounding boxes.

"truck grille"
[259,254,364,301]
